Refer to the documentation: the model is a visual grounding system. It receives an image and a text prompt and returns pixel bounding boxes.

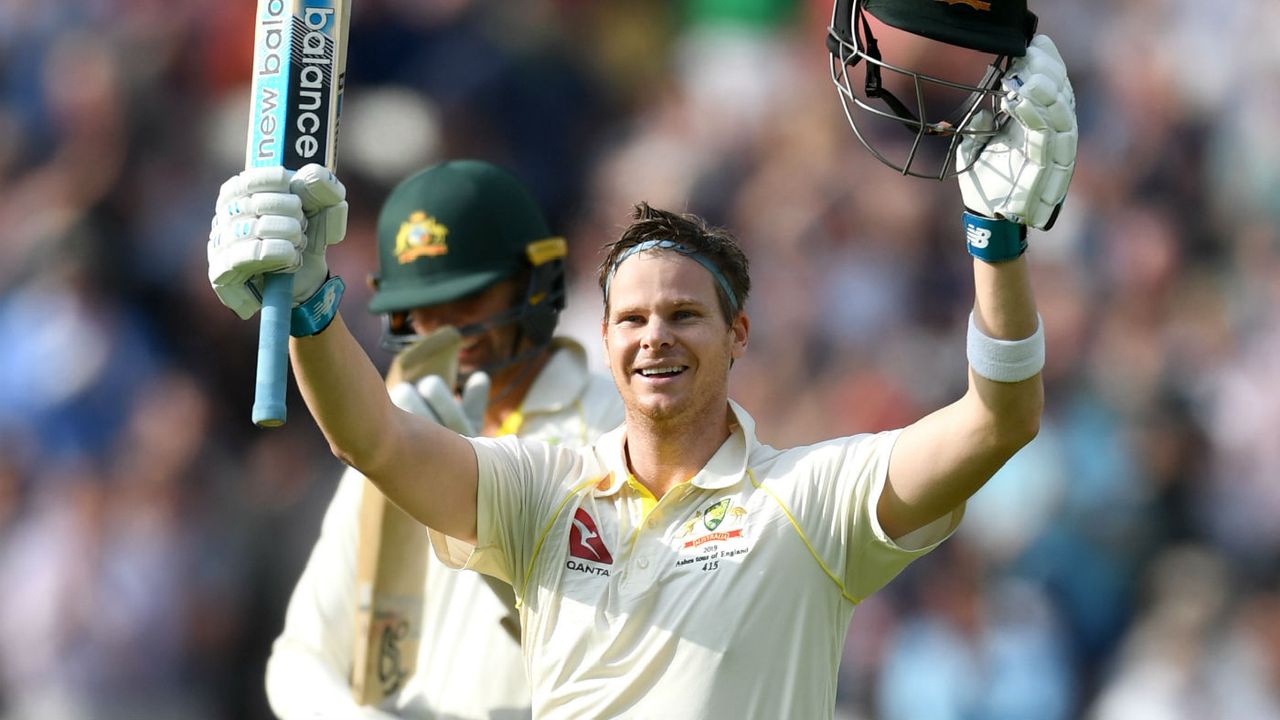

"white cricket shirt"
[266,339,623,719]
[444,400,962,719]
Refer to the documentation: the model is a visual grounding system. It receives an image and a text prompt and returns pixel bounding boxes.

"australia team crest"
[679,497,749,549]
[395,211,450,263]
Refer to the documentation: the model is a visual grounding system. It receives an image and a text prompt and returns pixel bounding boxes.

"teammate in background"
[207,5,1076,717]
[258,160,623,718]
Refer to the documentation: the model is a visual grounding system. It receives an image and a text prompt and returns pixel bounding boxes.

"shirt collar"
[521,337,592,415]
[591,400,758,497]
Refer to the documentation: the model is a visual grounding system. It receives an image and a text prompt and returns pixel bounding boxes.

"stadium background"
[1,1,1279,718]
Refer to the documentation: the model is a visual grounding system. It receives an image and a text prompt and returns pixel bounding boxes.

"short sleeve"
[842,430,964,599]
[431,436,587,595]
[775,430,963,603]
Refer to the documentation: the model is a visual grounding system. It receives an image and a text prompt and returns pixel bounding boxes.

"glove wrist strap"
[964,211,1028,263]
[290,275,345,337]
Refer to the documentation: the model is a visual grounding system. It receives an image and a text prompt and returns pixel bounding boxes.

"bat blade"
[246,0,351,427]
[352,481,429,705]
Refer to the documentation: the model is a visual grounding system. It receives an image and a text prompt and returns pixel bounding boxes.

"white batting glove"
[208,164,349,319]
[388,372,491,437]
[459,372,491,435]
[956,35,1077,230]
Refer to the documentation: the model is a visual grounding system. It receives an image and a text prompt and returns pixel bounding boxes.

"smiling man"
[595,208,749,496]
[236,190,1041,716]
[207,19,1075,719]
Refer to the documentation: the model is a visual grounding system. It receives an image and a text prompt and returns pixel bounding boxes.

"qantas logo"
[568,509,614,564]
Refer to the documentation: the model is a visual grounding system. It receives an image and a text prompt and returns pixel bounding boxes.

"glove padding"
[956,34,1077,230]
[208,164,349,319]
[384,327,491,436]
[389,373,490,436]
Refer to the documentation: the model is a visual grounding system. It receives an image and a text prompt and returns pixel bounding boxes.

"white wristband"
[967,312,1045,383]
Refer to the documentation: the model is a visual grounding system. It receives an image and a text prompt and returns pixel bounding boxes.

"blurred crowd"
[2,0,1279,718]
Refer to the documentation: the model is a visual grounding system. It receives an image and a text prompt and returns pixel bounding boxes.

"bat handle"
[252,271,293,427]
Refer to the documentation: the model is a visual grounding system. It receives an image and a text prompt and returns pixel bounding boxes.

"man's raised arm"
[880,35,1076,539]
[207,165,479,543]
[292,314,479,543]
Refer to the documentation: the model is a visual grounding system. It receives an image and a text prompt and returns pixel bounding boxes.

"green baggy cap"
[864,0,1037,57]
[369,160,555,313]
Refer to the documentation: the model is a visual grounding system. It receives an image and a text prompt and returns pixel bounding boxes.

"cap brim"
[367,270,510,314]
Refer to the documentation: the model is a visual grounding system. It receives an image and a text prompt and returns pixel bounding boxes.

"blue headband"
[604,239,739,314]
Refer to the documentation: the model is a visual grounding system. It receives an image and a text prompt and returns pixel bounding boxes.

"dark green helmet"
[368,160,567,354]
[826,0,1039,179]
[852,0,1037,57]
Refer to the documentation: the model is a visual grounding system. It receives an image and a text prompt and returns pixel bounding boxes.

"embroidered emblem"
[703,498,731,531]
[680,499,748,549]
[394,211,449,263]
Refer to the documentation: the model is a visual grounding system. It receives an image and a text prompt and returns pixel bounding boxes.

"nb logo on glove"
[966,224,992,249]
[317,281,341,316]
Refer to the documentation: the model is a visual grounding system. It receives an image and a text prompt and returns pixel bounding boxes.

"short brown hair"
[597,203,751,324]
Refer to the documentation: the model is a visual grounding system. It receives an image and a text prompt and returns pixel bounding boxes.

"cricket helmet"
[368,160,567,359]
[826,0,1039,179]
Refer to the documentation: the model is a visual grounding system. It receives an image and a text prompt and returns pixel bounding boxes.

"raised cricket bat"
[351,328,464,705]
[246,0,351,427]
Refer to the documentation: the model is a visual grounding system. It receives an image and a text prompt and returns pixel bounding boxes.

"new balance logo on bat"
[966,224,992,249]
[291,8,337,162]
[250,2,340,168]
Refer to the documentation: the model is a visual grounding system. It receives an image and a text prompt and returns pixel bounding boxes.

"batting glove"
[384,327,491,436]
[956,35,1077,230]
[388,373,491,437]
[208,164,349,319]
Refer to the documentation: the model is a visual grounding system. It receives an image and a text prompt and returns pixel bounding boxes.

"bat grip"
[252,271,293,427]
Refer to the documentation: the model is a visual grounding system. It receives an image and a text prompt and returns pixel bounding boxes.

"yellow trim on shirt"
[517,476,601,608]
[509,391,598,607]
[501,398,589,442]
[497,410,525,437]
[626,475,659,520]
[748,469,857,604]
[624,475,663,551]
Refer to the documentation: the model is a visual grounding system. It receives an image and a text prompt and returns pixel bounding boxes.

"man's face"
[407,277,524,375]
[602,251,748,427]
